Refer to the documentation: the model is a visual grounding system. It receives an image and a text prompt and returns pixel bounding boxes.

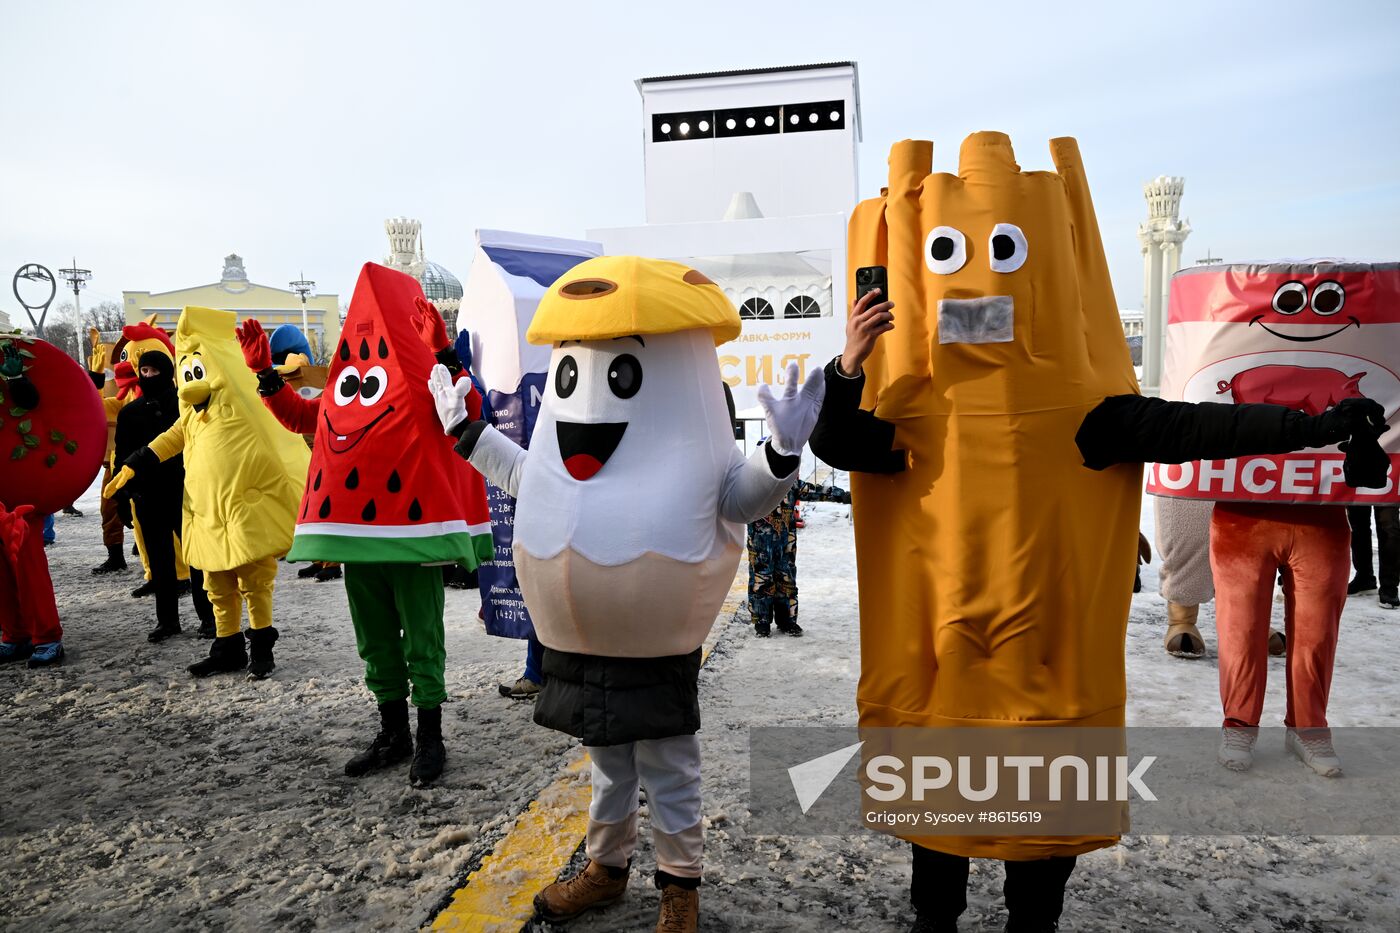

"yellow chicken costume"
[88,320,193,584]
[106,306,309,678]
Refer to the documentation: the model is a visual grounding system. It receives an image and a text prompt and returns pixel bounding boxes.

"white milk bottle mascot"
[430,256,824,932]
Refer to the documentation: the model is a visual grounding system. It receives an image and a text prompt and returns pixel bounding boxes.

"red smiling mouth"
[324,406,395,454]
[1249,315,1361,342]
[556,420,627,480]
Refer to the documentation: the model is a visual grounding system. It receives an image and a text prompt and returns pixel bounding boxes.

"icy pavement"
[3,490,1400,932]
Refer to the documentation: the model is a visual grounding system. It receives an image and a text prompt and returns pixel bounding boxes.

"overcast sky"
[3,0,1398,321]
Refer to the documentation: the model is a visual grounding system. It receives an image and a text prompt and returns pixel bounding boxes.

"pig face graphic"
[1251,279,1358,342]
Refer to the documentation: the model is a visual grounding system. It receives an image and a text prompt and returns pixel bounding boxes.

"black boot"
[314,564,342,582]
[188,632,247,677]
[409,705,446,787]
[92,543,128,575]
[297,563,322,579]
[344,699,413,777]
[197,614,217,638]
[131,580,157,598]
[774,603,803,637]
[147,620,181,642]
[246,626,279,680]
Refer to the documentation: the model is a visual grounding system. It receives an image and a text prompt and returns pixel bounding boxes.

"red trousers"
[0,509,63,646]
[1210,503,1348,729]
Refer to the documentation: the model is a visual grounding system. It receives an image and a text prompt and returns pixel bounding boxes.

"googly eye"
[988,223,1029,273]
[119,348,128,362]
[555,354,579,399]
[607,354,643,399]
[335,365,362,407]
[1311,281,1345,316]
[1271,281,1308,315]
[191,362,205,380]
[358,365,388,406]
[924,226,967,275]
[181,366,194,383]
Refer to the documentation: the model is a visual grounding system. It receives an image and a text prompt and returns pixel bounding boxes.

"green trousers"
[344,562,447,709]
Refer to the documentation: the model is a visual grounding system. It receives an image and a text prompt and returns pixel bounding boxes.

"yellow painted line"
[429,563,748,932]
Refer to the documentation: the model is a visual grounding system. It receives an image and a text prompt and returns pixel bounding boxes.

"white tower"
[1137,177,1190,394]
[384,217,422,272]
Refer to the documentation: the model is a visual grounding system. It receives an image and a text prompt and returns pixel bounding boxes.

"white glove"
[757,362,826,457]
[427,363,475,433]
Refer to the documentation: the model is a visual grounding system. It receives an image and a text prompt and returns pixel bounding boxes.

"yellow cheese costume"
[108,307,309,648]
[842,134,1139,860]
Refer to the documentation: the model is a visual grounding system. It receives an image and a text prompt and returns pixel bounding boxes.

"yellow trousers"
[203,557,279,638]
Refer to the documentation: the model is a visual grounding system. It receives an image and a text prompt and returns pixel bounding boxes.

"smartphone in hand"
[855,265,889,310]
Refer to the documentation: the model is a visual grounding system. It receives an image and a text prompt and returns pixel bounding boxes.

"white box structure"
[638,62,861,224]
[594,63,863,433]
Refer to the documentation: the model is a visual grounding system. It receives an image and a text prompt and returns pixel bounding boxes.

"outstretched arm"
[429,363,526,496]
[1077,394,1389,486]
[236,318,320,434]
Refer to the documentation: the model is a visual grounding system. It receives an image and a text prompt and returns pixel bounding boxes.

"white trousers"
[585,734,703,878]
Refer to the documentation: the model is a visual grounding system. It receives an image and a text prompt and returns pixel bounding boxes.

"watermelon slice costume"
[244,261,491,784]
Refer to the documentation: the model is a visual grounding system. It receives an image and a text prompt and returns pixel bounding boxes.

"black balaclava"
[136,350,177,402]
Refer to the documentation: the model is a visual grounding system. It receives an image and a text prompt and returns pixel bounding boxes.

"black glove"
[448,417,488,459]
[1310,397,1388,446]
[116,494,133,529]
[1341,433,1391,489]
[255,367,286,398]
[123,446,159,473]
[435,346,464,376]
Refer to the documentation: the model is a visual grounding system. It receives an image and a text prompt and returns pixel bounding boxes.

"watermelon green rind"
[287,526,493,566]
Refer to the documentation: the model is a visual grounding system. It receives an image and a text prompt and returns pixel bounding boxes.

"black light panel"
[715,106,782,138]
[652,110,716,143]
[782,99,845,133]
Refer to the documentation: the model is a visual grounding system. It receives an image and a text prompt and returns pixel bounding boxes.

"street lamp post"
[58,258,92,360]
[289,272,316,346]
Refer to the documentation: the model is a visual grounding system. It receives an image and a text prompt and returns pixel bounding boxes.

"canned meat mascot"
[430,256,824,933]
[0,335,106,667]
[1148,260,1400,777]
[105,306,310,679]
[807,132,1388,932]
[235,262,493,786]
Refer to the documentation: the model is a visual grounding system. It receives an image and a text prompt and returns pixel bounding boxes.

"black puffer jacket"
[533,647,702,747]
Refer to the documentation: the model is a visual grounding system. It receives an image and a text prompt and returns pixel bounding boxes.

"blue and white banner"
[459,229,601,639]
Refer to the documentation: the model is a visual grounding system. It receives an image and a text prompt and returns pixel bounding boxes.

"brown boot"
[1164,602,1205,659]
[655,882,699,933]
[533,859,628,923]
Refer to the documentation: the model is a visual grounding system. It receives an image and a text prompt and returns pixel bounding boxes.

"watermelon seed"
[358,339,370,360]
[346,467,359,489]
[339,340,350,361]
[388,470,401,493]
[362,499,377,521]
[319,496,332,519]
[408,498,422,521]
[301,498,308,519]
[377,337,389,359]
[313,470,322,491]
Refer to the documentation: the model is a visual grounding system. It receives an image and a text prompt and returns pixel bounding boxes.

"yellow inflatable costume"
[107,307,309,675]
[840,133,1139,860]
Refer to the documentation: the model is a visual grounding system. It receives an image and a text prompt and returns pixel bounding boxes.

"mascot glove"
[0,502,34,565]
[0,344,23,378]
[757,362,826,457]
[235,319,272,372]
[1341,433,1391,489]
[103,465,136,499]
[1315,397,1388,445]
[428,363,474,433]
[412,298,450,353]
[88,328,109,373]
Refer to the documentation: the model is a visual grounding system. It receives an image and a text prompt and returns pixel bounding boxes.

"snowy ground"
[3,484,1400,932]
